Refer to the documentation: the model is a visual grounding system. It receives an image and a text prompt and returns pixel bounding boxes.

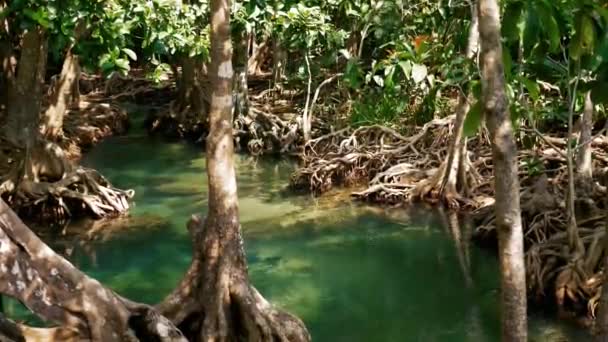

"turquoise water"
[4,124,590,341]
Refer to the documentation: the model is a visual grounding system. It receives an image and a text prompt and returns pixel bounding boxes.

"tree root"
[0,137,133,224]
[157,215,310,342]
[473,170,608,320]
[291,116,491,208]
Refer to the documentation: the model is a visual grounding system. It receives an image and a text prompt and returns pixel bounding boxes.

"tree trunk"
[0,199,186,341]
[248,38,268,75]
[175,57,208,120]
[157,0,311,340]
[477,0,528,340]
[4,28,47,148]
[442,2,478,191]
[41,47,80,139]
[301,52,312,142]
[234,27,249,117]
[594,213,608,341]
[0,40,15,113]
[576,91,594,194]
[271,38,286,89]
[413,3,478,207]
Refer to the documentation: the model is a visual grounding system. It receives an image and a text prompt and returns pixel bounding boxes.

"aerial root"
[473,171,608,320]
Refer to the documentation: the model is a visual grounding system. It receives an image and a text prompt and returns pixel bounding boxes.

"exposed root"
[0,137,133,224]
[60,100,129,157]
[291,113,608,321]
[234,107,301,155]
[291,116,486,202]
[473,167,608,321]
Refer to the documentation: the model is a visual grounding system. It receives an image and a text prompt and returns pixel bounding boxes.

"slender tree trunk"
[576,91,594,194]
[594,213,608,341]
[175,57,207,120]
[272,37,286,89]
[0,38,15,112]
[157,1,310,340]
[302,51,312,142]
[478,0,527,340]
[414,3,478,207]
[4,28,47,148]
[248,38,268,75]
[234,27,250,117]
[346,29,360,57]
[41,47,80,139]
[441,2,479,194]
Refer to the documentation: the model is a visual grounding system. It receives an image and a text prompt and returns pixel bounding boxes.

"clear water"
[3,121,591,341]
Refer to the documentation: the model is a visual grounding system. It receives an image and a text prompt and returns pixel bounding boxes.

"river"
[4,119,591,341]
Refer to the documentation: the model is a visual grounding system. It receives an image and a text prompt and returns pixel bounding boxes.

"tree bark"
[233,27,249,117]
[271,38,286,89]
[157,1,311,340]
[248,38,268,75]
[477,0,528,341]
[41,47,80,139]
[4,27,47,148]
[576,91,594,193]
[301,52,312,142]
[594,213,608,341]
[175,57,208,120]
[0,39,15,113]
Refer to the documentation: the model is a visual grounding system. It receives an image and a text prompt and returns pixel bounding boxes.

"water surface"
[5,124,590,341]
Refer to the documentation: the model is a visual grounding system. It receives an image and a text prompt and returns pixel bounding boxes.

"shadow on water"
[3,122,592,341]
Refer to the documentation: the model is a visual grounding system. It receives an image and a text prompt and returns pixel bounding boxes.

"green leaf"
[115,58,130,71]
[384,65,395,89]
[122,48,138,61]
[411,63,427,84]
[503,47,513,80]
[522,5,540,54]
[581,15,596,53]
[536,1,560,52]
[398,60,412,79]
[502,1,524,42]
[463,101,482,137]
[519,76,540,101]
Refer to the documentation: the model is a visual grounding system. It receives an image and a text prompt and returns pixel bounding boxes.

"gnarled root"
[473,170,608,321]
[291,119,450,194]
[234,108,301,155]
[0,137,133,224]
[158,215,311,342]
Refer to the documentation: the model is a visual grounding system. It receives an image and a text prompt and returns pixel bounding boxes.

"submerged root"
[158,215,310,342]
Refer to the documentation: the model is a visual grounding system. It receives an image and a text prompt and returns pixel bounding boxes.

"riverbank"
[289,116,608,328]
